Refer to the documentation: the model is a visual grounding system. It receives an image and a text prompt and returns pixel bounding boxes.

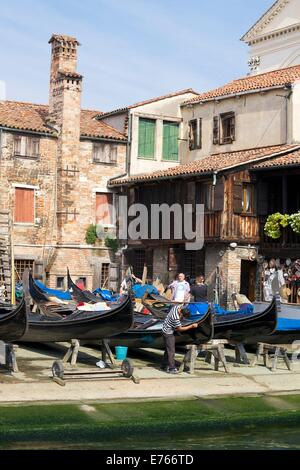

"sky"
[0,0,275,111]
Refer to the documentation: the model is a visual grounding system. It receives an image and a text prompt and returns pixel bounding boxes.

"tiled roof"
[252,148,300,169]
[98,88,199,119]
[80,109,126,140]
[0,101,126,141]
[184,64,300,105]
[110,144,299,186]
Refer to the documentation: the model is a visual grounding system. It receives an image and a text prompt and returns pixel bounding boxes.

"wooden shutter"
[96,193,113,224]
[197,118,202,149]
[138,118,155,159]
[189,120,196,150]
[213,116,219,144]
[13,136,22,155]
[186,181,196,205]
[230,115,235,141]
[163,122,179,161]
[233,182,243,214]
[257,180,268,216]
[213,179,225,211]
[14,188,34,223]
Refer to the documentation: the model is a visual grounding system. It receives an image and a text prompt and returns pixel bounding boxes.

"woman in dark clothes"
[190,275,208,302]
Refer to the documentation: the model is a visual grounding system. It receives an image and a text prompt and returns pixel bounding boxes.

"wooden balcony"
[260,218,300,255]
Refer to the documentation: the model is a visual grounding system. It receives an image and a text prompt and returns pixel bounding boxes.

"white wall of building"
[128,92,196,175]
[181,89,290,163]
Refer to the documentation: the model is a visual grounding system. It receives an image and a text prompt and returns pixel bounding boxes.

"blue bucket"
[115,346,128,361]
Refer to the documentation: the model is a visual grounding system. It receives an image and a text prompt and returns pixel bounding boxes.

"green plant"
[289,212,300,235]
[105,235,119,252]
[85,224,97,245]
[264,213,290,239]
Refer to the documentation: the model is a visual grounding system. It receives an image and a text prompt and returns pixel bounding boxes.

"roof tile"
[0,101,126,141]
[110,144,299,185]
[184,64,300,105]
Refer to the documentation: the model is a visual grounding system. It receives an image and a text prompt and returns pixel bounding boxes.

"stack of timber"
[0,211,12,301]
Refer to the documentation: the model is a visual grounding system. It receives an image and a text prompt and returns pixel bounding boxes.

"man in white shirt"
[169,273,190,303]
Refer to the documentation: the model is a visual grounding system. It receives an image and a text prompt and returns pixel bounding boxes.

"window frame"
[56,276,66,290]
[96,192,114,226]
[13,135,40,159]
[219,112,235,145]
[93,142,118,165]
[162,121,180,162]
[242,183,255,215]
[14,186,36,225]
[189,118,202,150]
[101,263,110,289]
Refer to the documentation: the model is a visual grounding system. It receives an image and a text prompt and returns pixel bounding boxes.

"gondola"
[247,301,300,344]
[107,304,213,350]
[67,269,105,303]
[22,294,134,343]
[213,297,278,344]
[28,273,76,316]
[143,294,278,344]
[0,298,28,342]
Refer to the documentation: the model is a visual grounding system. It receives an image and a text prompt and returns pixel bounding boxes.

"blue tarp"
[213,304,254,316]
[35,280,72,301]
[132,284,159,299]
[92,288,119,302]
[188,303,209,319]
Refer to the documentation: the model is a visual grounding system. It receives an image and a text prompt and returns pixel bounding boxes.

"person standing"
[190,275,208,303]
[161,305,198,374]
[169,273,190,303]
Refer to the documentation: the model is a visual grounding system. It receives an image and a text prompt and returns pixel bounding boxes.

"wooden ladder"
[0,210,12,301]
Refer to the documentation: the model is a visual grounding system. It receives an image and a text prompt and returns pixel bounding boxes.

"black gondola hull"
[143,295,278,345]
[107,308,213,350]
[0,298,28,342]
[22,296,134,343]
[213,297,278,344]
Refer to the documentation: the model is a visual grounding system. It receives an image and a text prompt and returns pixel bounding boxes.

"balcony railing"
[260,218,300,250]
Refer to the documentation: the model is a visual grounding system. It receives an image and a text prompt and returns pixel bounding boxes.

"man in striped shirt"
[162,305,198,374]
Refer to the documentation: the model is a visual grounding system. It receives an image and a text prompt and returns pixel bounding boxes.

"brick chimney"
[48,34,83,244]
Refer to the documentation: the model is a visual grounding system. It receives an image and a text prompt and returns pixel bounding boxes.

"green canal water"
[1,396,300,450]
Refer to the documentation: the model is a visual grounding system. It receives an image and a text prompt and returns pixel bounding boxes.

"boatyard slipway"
[1,343,300,403]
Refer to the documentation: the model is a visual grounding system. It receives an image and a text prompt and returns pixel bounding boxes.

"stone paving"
[1,342,300,404]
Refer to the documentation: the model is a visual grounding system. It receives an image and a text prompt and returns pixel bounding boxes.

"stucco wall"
[129,93,196,175]
[181,89,289,163]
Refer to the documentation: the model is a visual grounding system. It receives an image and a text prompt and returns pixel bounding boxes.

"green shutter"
[163,122,179,161]
[138,118,155,159]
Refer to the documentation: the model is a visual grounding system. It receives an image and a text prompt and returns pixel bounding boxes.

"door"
[240,260,257,302]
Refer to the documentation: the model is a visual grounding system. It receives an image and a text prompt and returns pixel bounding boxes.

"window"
[56,277,65,290]
[197,183,214,212]
[13,135,40,158]
[163,121,179,161]
[14,188,34,223]
[242,184,254,214]
[15,259,34,282]
[189,119,202,150]
[101,263,110,288]
[213,112,235,145]
[96,192,114,225]
[93,143,117,164]
[138,118,156,159]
